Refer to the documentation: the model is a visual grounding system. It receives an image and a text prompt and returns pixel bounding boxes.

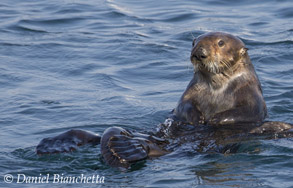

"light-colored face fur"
[190,32,248,75]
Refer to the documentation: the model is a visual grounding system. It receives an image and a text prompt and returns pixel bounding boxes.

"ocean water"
[0,0,292,187]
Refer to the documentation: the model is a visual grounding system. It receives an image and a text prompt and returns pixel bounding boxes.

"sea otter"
[36,32,292,168]
[173,32,267,126]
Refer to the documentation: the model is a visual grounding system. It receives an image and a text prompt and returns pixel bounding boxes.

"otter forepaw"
[208,115,235,126]
[199,115,205,124]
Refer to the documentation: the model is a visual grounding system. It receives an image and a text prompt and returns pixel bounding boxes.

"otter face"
[190,32,248,74]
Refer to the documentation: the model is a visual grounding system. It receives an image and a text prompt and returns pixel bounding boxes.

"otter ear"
[192,38,197,46]
[240,47,248,56]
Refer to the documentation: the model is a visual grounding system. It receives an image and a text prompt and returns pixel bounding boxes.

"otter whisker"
[224,59,232,68]
[211,61,220,74]
[208,61,214,73]
[220,60,228,69]
[221,60,230,70]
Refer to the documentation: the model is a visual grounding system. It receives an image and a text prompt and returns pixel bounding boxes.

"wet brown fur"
[173,32,267,126]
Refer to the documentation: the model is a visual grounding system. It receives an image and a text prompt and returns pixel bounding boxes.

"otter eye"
[218,40,225,47]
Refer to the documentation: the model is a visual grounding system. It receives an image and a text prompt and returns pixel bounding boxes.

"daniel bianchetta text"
[4,173,105,184]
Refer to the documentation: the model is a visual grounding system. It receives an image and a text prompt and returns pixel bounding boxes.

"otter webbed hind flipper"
[101,127,169,168]
[36,129,101,154]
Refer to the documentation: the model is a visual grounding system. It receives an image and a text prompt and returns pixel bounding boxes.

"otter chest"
[194,83,234,120]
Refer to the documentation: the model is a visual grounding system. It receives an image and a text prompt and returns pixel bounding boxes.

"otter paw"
[199,115,205,124]
[208,116,235,126]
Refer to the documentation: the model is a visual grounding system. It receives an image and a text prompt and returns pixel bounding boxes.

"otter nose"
[195,47,208,60]
[191,47,209,62]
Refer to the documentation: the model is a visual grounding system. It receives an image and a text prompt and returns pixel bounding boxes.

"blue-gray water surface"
[0,0,293,187]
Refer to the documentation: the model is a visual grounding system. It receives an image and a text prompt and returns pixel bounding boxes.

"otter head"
[190,32,248,74]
